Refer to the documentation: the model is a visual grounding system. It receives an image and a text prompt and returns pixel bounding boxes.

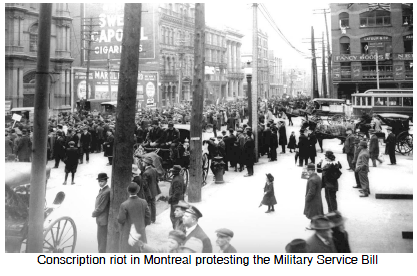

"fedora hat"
[143,156,153,165]
[307,216,334,230]
[127,182,139,194]
[97,173,109,181]
[307,163,316,171]
[170,165,182,174]
[285,239,310,253]
[325,211,346,227]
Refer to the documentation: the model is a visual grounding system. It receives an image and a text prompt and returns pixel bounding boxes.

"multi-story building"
[268,50,284,97]
[225,27,245,101]
[5,3,74,111]
[330,3,413,99]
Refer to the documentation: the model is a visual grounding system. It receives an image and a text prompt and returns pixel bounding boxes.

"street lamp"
[245,62,252,126]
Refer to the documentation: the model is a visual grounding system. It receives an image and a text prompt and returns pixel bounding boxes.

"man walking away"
[63,141,79,185]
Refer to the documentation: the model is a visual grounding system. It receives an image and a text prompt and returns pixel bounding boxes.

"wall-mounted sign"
[362,36,391,42]
[332,67,341,80]
[394,65,405,80]
[394,53,413,60]
[352,65,362,80]
[333,54,385,62]
[404,35,413,41]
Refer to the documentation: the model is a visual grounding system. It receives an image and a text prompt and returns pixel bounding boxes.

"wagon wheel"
[396,132,413,155]
[328,114,344,125]
[202,153,210,186]
[21,216,77,253]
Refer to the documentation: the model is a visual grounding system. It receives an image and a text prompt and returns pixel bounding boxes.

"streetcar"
[351,89,413,120]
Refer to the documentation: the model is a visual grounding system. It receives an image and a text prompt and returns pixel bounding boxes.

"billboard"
[72,67,158,109]
[83,3,156,67]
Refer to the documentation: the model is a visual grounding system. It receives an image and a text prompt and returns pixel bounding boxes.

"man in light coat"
[304,163,324,220]
[356,141,371,197]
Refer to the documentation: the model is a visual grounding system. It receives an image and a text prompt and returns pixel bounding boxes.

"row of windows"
[339,36,412,55]
[206,33,225,47]
[161,56,194,76]
[353,96,413,107]
[160,26,193,47]
[339,4,413,28]
[206,49,225,63]
[338,61,412,80]
[163,3,194,19]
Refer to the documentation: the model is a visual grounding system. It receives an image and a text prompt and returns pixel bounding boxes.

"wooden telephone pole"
[188,3,205,203]
[311,26,319,99]
[106,3,142,252]
[27,3,52,253]
[81,17,100,100]
[322,32,327,98]
[252,3,259,162]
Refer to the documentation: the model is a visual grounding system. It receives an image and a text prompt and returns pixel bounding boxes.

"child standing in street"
[260,173,277,213]
[287,131,297,153]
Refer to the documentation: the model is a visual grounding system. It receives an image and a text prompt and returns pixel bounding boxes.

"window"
[403,97,413,106]
[356,97,360,106]
[170,29,174,45]
[374,97,387,106]
[405,61,413,79]
[339,12,349,28]
[339,36,350,54]
[402,4,413,25]
[404,36,413,53]
[340,62,351,79]
[29,23,38,52]
[366,97,372,106]
[388,97,402,106]
[359,10,391,27]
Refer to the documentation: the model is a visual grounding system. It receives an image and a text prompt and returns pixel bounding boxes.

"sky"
[205,1,332,72]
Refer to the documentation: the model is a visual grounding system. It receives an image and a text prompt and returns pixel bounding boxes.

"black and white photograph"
[3,2,413,258]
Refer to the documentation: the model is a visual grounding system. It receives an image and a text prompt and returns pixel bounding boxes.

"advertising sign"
[394,65,405,80]
[352,65,362,80]
[333,54,385,62]
[332,67,341,80]
[72,67,158,108]
[83,3,156,67]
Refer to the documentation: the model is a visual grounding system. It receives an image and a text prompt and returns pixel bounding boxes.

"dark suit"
[243,136,255,175]
[307,233,337,253]
[168,174,185,227]
[185,224,213,253]
[80,132,92,162]
[386,132,396,164]
[143,166,161,223]
[297,134,309,166]
[118,196,151,253]
[92,185,110,253]
[344,134,355,169]
[304,173,323,219]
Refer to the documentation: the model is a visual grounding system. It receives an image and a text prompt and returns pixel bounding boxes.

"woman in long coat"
[261,173,277,213]
[278,122,288,153]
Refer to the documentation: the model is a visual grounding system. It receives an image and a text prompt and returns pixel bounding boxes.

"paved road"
[43,117,413,253]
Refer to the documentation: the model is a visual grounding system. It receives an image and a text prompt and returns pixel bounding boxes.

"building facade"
[5,3,74,111]
[330,3,413,99]
[225,27,245,101]
[268,50,284,97]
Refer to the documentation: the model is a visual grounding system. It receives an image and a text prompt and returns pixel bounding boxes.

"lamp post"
[245,62,253,126]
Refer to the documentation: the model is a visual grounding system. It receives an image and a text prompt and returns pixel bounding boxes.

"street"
[43,117,413,253]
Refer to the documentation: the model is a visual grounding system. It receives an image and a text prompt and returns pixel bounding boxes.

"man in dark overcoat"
[351,138,361,189]
[263,124,272,158]
[307,129,317,163]
[343,128,355,170]
[118,182,151,253]
[92,173,111,253]
[64,141,79,185]
[16,129,32,162]
[79,127,92,164]
[103,129,114,165]
[52,131,66,167]
[168,165,186,227]
[278,121,288,153]
[386,126,396,165]
[142,156,161,223]
[297,129,309,167]
[182,206,212,253]
[243,128,255,177]
[236,128,246,172]
[304,163,324,220]
[368,129,382,167]
[226,128,237,170]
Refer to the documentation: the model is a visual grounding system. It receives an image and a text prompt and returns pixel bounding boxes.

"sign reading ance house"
[83,3,156,66]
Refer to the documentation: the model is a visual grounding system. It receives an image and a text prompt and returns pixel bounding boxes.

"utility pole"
[106,3,142,253]
[188,3,205,203]
[311,26,319,99]
[252,3,259,162]
[27,3,52,253]
[107,52,112,101]
[81,17,100,100]
[314,8,333,98]
[375,49,380,89]
[322,32,327,98]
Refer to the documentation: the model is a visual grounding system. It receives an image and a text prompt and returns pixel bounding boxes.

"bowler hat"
[266,173,274,182]
[285,239,310,253]
[21,129,28,135]
[97,173,109,180]
[168,230,186,244]
[180,237,203,253]
[216,228,234,238]
[306,216,333,230]
[325,210,346,227]
[221,130,226,134]
[299,128,306,133]
[307,163,316,171]
[185,205,203,219]
[143,156,153,165]
[127,182,140,194]
[228,128,234,132]
[174,200,190,210]
[170,165,182,174]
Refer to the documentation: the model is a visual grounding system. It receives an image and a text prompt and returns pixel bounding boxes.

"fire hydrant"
[211,155,225,184]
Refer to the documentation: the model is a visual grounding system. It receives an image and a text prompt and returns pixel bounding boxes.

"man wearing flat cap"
[306,216,337,253]
[356,141,371,197]
[118,182,151,252]
[168,165,186,227]
[369,129,383,167]
[92,173,111,253]
[182,206,212,253]
[142,156,161,223]
[216,228,237,253]
[304,163,324,220]
[145,119,166,147]
[386,126,396,165]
